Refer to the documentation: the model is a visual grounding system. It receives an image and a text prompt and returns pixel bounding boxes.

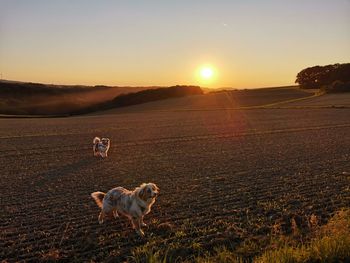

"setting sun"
[200,67,214,79]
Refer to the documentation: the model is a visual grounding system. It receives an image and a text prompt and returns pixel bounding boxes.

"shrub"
[322,81,350,93]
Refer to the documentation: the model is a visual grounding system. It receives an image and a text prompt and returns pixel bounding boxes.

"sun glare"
[200,67,213,79]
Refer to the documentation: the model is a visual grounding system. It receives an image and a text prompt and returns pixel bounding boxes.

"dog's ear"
[138,187,144,199]
[150,183,159,192]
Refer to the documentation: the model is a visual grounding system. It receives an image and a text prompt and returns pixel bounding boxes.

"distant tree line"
[295,63,350,92]
[111,85,203,107]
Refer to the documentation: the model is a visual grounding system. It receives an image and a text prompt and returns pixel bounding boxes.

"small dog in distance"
[93,137,110,158]
[91,183,160,236]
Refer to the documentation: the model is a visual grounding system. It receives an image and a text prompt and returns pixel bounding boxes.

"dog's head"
[101,138,110,146]
[138,183,160,202]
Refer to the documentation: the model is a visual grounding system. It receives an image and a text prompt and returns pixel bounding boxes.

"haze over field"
[1,0,349,88]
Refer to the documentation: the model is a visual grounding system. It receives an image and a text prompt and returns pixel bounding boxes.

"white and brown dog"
[93,137,110,158]
[91,183,160,236]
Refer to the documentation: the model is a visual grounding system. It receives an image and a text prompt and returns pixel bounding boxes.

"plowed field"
[1,104,350,261]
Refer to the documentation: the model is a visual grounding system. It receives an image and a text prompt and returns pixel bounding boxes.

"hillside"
[0,80,163,115]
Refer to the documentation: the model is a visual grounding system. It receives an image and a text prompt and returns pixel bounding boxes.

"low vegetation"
[256,209,350,262]
[131,209,350,262]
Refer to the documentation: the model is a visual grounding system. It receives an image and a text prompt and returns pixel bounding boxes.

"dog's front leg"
[98,212,105,224]
[132,217,144,237]
[112,209,119,219]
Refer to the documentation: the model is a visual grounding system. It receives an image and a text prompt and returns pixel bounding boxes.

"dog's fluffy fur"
[91,183,160,236]
[93,137,110,158]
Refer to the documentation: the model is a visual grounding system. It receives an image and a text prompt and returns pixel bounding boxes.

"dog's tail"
[93,137,101,145]
[91,191,105,208]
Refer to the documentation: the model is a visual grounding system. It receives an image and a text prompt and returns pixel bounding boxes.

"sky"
[0,0,349,89]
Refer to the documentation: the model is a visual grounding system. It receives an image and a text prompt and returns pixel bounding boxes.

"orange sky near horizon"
[1,0,349,89]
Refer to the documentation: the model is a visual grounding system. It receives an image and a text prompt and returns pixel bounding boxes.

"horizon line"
[0,78,298,90]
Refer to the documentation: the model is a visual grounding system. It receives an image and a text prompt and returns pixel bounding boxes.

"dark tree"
[295,63,350,91]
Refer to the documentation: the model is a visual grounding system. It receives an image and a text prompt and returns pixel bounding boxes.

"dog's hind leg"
[140,216,147,227]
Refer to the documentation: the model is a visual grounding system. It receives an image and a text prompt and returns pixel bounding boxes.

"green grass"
[129,209,350,263]
[256,209,350,263]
